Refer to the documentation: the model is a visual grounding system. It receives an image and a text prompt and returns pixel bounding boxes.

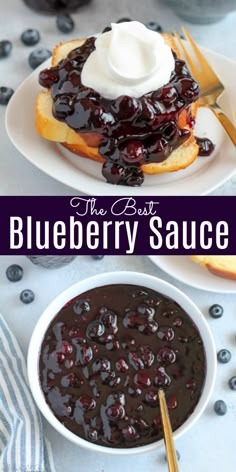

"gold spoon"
[158,389,180,472]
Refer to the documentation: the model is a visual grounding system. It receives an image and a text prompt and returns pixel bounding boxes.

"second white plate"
[148,255,236,293]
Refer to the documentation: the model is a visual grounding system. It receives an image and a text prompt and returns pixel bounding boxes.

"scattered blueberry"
[0,40,12,58]
[6,264,23,282]
[92,256,104,260]
[209,304,224,319]
[228,376,236,391]
[165,450,180,461]
[21,29,40,46]
[145,21,163,33]
[28,48,52,69]
[217,349,231,364]
[20,289,35,304]
[214,400,227,416]
[56,14,75,34]
[116,18,132,23]
[0,86,14,105]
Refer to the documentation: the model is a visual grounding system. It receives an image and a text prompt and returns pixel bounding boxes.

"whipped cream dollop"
[81,21,175,99]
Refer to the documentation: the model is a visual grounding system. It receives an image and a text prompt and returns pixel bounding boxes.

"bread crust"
[190,256,236,281]
[36,34,200,175]
[141,139,198,174]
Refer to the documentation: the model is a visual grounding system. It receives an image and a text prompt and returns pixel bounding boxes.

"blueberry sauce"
[39,37,201,186]
[39,284,206,448]
[196,137,215,157]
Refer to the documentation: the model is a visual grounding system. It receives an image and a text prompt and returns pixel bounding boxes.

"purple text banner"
[0,196,235,255]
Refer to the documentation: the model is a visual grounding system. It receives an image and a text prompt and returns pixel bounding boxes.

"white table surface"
[0,1,236,471]
[0,254,236,472]
[0,0,236,195]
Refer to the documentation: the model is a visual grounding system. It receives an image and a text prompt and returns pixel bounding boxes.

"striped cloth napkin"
[0,312,55,472]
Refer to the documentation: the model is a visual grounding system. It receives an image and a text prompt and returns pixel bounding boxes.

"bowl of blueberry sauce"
[27,272,216,453]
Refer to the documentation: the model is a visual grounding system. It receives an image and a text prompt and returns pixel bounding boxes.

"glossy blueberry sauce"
[196,137,215,156]
[39,36,202,186]
[39,284,206,448]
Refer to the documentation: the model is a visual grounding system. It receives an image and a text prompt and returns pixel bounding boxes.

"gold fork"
[174,27,236,146]
[158,389,180,472]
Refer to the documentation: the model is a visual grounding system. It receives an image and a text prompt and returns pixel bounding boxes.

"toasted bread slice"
[190,256,236,281]
[36,90,199,172]
[61,136,199,173]
[36,35,199,174]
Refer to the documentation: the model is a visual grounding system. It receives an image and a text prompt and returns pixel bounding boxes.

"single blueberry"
[92,255,104,260]
[21,29,40,46]
[28,48,52,69]
[145,21,163,33]
[6,264,23,282]
[228,376,236,391]
[73,299,90,315]
[56,14,75,34]
[86,320,105,340]
[209,304,224,319]
[0,40,12,58]
[0,87,14,105]
[20,289,35,304]
[116,18,132,23]
[217,349,231,364]
[214,400,227,416]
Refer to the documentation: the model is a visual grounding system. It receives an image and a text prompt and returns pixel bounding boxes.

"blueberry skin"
[28,48,52,69]
[6,264,23,282]
[0,86,14,105]
[56,14,75,34]
[0,40,12,58]
[92,255,104,260]
[116,18,132,23]
[214,400,227,416]
[21,29,40,46]
[145,21,163,33]
[73,299,90,315]
[217,349,231,364]
[20,289,35,304]
[228,376,236,391]
[209,304,224,319]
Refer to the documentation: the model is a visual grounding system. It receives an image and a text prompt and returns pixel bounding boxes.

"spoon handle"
[158,389,180,472]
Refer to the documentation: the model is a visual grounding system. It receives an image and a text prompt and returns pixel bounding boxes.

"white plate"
[148,255,236,293]
[5,48,236,196]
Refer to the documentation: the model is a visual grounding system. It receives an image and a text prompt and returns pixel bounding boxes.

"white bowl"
[27,271,216,455]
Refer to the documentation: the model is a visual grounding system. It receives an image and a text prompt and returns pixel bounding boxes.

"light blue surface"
[0,254,235,472]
